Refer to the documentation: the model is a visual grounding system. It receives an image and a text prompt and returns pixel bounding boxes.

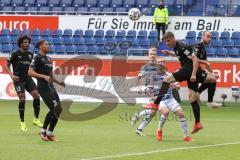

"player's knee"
[144,114,152,122]
[178,112,185,119]
[31,90,40,99]
[205,75,216,83]
[189,93,197,103]
[18,93,26,101]
[161,109,169,116]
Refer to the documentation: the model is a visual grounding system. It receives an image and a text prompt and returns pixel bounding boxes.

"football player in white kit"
[155,59,192,142]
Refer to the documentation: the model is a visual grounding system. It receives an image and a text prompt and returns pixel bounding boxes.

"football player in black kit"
[193,31,222,108]
[146,32,217,134]
[28,40,65,141]
[5,35,42,132]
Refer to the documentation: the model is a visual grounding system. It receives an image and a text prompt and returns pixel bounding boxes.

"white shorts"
[159,98,181,113]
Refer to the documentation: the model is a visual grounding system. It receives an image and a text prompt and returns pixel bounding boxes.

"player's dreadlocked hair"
[17,35,31,48]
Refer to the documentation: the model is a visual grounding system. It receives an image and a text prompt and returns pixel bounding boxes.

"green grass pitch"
[0,100,240,160]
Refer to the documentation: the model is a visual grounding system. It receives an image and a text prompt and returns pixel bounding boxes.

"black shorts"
[13,78,37,94]
[172,67,208,92]
[38,86,60,110]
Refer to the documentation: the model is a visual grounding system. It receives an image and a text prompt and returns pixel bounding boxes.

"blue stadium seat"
[76,45,87,54]
[234,40,240,48]
[26,6,38,12]
[11,29,20,36]
[148,30,158,39]
[231,31,240,41]
[216,48,227,58]
[105,30,115,39]
[14,6,25,11]
[115,7,127,12]
[102,7,114,13]
[89,7,101,13]
[38,6,50,13]
[206,48,216,57]
[12,43,18,51]
[222,40,234,49]
[53,37,64,45]
[228,48,239,58]
[2,44,12,53]
[44,37,53,44]
[84,29,94,38]
[137,30,148,39]
[24,0,35,7]
[98,0,111,7]
[51,7,63,12]
[63,37,74,45]
[211,40,222,48]
[0,0,11,7]
[63,29,73,37]
[73,0,85,7]
[139,39,150,49]
[32,28,41,36]
[48,0,60,7]
[61,0,73,7]
[28,44,34,52]
[85,0,98,7]
[85,38,96,46]
[98,46,109,55]
[12,0,24,7]
[95,37,106,46]
[21,29,30,36]
[1,29,10,35]
[220,31,230,41]
[73,29,83,37]
[186,31,196,40]
[2,7,13,12]
[94,30,105,38]
[197,31,203,40]
[74,37,85,46]
[126,30,137,41]
[48,45,55,54]
[31,36,42,45]
[116,30,126,38]
[55,45,66,54]
[52,29,62,37]
[66,45,77,54]
[112,0,123,7]
[1,36,11,44]
[76,7,88,13]
[142,8,154,16]
[123,0,136,8]
[131,38,139,47]
[11,35,18,43]
[87,46,99,55]
[185,39,195,45]
[64,7,76,12]
[137,0,149,8]
[36,0,47,7]
[211,31,219,40]
[41,28,52,37]
[129,46,144,56]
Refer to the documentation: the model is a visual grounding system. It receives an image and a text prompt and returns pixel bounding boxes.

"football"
[128,8,141,21]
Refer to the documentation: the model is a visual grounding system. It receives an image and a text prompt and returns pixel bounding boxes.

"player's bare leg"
[156,106,169,141]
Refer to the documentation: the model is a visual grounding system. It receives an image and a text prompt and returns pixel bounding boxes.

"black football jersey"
[193,42,207,60]
[173,41,193,67]
[30,54,53,89]
[7,49,33,81]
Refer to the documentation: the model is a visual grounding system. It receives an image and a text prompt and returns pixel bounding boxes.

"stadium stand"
[0,0,239,16]
[0,28,239,57]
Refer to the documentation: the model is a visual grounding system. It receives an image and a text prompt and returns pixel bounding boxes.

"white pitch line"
[80,141,240,160]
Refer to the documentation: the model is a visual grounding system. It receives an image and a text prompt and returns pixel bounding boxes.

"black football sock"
[18,101,25,122]
[208,82,216,103]
[33,98,40,118]
[43,111,52,130]
[154,82,170,104]
[191,100,200,123]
